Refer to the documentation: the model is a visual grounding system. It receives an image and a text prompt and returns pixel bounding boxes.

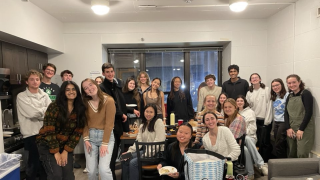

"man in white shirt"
[17,69,51,180]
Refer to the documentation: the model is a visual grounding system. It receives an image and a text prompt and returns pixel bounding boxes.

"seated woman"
[157,122,200,180]
[194,94,224,144]
[236,95,268,179]
[202,112,240,161]
[37,81,86,180]
[224,98,246,139]
[122,104,166,180]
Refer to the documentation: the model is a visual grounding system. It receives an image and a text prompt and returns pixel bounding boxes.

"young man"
[99,63,128,180]
[60,69,73,82]
[222,64,249,100]
[40,63,60,101]
[17,70,52,180]
[197,74,222,112]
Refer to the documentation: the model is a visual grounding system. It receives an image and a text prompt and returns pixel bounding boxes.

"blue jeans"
[84,129,115,180]
[245,136,264,176]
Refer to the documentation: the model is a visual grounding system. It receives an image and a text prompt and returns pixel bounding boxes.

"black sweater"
[122,90,138,114]
[222,77,249,100]
[166,90,194,123]
[284,89,313,131]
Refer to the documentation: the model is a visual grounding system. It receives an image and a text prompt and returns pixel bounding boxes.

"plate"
[159,166,177,176]
[126,104,137,107]
[3,131,13,135]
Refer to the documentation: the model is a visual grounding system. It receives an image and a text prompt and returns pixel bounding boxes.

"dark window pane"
[110,53,141,82]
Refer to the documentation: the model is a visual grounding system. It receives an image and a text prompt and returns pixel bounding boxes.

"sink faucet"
[2,109,10,129]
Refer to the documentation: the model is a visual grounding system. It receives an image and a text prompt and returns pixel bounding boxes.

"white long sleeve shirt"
[246,87,272,125]
[17,88,51,138]
[203,126,240,161]
[239,107,257,143]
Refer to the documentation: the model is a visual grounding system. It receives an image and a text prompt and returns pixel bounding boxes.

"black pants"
[256,119,273,162]
[111,133,121,180]
[37,144,74,180]
[24,135,46,180]
[273,121,287,158]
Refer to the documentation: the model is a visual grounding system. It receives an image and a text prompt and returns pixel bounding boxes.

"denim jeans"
[122,151,154,180]
[84,129,115,180]
[244,136,264,176]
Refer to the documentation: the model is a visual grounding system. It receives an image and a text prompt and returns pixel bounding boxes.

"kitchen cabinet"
[27,49,47,72]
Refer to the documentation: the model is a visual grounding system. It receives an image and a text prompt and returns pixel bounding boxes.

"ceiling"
[29,0,298,22]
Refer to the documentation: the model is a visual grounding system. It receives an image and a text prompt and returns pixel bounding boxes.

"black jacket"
[222,77,249,100]
[166,90,194,123]
[100,78,129,135]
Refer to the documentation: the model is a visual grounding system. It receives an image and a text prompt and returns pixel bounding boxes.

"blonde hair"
[24,69,43,82]
[200,94,217,115]
[137,71,150,87]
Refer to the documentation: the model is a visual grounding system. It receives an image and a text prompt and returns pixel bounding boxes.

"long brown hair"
[81,78,107,112]
[224,98,239,127]
[286,74,305,92]
[248,73,266,92]
[168,76,185,101]
[216,93,228,113]
[270,78,287,101]
[122,77,140,110]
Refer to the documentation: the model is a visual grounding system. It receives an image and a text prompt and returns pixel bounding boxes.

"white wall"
[267,0,320,155]
[0,0,64,52]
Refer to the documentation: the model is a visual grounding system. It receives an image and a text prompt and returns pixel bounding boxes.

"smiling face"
[173,78,181,90]
[205,78,215,88]
[62,73,73,82]
[204,95,217,111]
[82,80,98,97]
[204,113,218,130]
[43,66,55,79]
[219,94,227,105]
[139,74,147,84]
[223,101,236,116]
[236,98,244,109]
[250,74,261,85]
[102,68,115,82]
[26,74,41,90]
[144,106,155,121]
[271,81,282,94]
[128,80,135,91]
[176,125,192,144]
[287,77,301,93]
[151,79,161,90]
[65,84,77,100]
[229,69,239,79]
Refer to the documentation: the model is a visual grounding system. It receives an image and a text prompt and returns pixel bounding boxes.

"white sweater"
[197,86,222,112]
[239,107,257,143]
[17,88,51,138]
[127,118,166,153]
[246,87,272,125]
[203,126,240,161]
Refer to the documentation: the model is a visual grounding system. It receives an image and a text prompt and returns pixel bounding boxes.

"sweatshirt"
[17,88,51,138]
[197,86,222,112]
[239,107,257,143]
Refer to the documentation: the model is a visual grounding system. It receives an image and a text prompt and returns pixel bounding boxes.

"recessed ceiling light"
[229,0,248,12]
[177,68,181,71]
[133,60,139,63]
[180,59,184,62]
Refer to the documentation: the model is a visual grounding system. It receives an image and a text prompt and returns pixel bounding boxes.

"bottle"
[225,157,234,180]
[170,112,175,125]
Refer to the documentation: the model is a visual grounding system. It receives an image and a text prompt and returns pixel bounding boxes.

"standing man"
[99,63,128,180]
[40,63,60,101]
[60,70,73,82]
[222,64,249,100]
[17,70,52,180]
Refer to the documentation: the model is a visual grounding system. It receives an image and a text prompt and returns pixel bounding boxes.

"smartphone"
[120,153,133,161]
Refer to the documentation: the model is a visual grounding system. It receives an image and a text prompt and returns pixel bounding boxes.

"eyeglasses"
[45,69,55,73]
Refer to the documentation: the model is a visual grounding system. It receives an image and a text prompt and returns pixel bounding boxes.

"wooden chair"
[135,140,167,180]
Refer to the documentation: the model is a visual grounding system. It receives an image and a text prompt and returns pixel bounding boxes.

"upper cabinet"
[27,49,47,72]
[0,41,48,84]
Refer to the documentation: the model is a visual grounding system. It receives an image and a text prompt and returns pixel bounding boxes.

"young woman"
[37,81,86,180]
[122,77,141,118]
[224,98,246,139]
[166,76,194,124]
[143,78,166,124]
[217,92,228,115]
[285,74,314,158]
[236,95,268,179]
[137,71,151,112]
[95,76,104,85]
[270,78,289,158]
[122,104,166,180]
[246,73,272,161]
[202,112,240,161]
[157,122,200,180]
[81,78,116,180]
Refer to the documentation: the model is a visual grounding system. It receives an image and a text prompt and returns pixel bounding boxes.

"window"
[109,53,141,82]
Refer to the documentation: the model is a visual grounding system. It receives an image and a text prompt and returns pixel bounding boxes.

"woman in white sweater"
[246,73,272,162]
[202,112,240,161]
[236,95,268,179]
[122,104,166,180]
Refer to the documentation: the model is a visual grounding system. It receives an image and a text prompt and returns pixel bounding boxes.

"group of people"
[16,62,314,180]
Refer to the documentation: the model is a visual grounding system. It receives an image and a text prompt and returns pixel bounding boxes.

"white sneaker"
[259,163,268,176]
[83,168,88,173]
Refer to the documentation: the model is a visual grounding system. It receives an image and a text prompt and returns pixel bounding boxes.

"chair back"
[135,140,167,180]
